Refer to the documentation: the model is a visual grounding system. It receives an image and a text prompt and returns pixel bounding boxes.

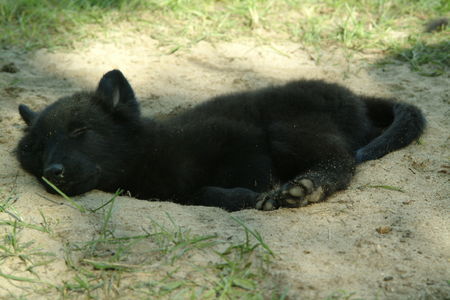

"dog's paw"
[255,178,323,211]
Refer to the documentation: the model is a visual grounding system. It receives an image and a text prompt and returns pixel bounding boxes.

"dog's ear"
[95,69,140,119]
[18,104,37,126]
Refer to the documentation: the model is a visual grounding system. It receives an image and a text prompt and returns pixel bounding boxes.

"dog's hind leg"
[256,134,356,211]
[187,153,273,211]
[190,186,259,211]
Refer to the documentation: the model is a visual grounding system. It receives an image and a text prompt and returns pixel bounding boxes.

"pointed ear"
[95,69,140,118]
[18,104,37,126]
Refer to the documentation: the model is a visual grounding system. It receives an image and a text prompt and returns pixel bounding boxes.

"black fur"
[16,70,425,211]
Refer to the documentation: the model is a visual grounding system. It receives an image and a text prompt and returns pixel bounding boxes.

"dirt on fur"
[0,35,449,299]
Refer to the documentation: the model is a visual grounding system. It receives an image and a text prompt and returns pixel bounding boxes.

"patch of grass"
[58,273,105,297]
[0,188,20,221]
[0,219,53,233]
[230,215,274,257]
[1,192,56,235]
[0,222,55,262]
[127,218,282,298]
[1,0,448,75]
[59,198,281,298]
[0,185,283,298]
[0,220,56,289]
[211,217,277,298]
[0,0,156,49]
[1,0,448,71]
[145,213,219,262]
[388,40,450,76]
[38,209,55,234]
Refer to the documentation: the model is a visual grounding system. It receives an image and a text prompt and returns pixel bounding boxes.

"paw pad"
[256,178,323,211]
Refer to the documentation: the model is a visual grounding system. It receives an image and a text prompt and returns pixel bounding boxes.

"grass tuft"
[391,40,450,76]
[0,176,283,298]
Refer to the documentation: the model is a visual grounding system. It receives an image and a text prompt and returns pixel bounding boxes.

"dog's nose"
[44,164,64,179]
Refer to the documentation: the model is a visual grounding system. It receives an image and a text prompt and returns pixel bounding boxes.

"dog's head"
[17,70,141,196]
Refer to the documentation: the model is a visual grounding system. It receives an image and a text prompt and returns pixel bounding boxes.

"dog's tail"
[355,97,426,163]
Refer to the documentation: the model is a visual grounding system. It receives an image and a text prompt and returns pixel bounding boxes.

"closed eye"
[70,127,88,138]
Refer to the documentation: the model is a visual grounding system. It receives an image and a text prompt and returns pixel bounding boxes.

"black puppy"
[17,70,425,211]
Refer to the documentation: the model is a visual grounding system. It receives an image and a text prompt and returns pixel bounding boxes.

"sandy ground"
[0,35,449,299]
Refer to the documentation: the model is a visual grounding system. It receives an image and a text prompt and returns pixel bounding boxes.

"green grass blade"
[41,177,87,212]
[230,216,274,257]
[83,259,137,271]
[0,270,42,283]
[364,185,405,193]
